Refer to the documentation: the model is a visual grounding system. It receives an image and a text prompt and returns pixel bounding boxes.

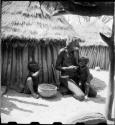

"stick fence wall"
[1,42,110,91]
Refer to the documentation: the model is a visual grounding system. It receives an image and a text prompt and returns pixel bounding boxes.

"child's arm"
[86,67,93,83]
[31,70,40,77]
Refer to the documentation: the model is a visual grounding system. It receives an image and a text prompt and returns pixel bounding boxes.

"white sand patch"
[1,70,114,124]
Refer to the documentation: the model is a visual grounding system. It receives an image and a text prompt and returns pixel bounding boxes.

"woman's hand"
[62,65,78,72]
[68,65,78,69]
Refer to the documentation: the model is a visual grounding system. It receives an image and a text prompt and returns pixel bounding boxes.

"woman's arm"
[55,49,67,71]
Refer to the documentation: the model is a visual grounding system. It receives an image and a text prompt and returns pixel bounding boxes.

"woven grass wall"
[79,46,110,70]
[1,40,110,91]
[1,40,65,91]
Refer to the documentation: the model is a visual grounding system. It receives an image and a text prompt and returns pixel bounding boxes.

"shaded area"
[1,95,49,115]
[1,96,33,115]
[90,77,107,91]
[41,91,62,102]
[1,86,62,102]
[1,86,31,98]
[85,94,106,104]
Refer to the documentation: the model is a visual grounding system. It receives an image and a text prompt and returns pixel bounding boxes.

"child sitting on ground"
[79,57,97,98]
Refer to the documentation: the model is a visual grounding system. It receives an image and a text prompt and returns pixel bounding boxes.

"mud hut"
[1,1,82,91]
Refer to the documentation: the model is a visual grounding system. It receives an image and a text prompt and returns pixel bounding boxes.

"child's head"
[79,57,89,67]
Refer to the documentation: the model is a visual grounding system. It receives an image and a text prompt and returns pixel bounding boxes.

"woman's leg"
[26,77,39,99]
[67,79,85,101]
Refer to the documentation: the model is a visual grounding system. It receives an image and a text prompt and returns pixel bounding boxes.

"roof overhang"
[52,1,114,16]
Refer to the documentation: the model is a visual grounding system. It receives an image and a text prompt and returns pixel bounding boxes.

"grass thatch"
[1,1,113,47]
[64,15,113,47]
[1,1,80,42]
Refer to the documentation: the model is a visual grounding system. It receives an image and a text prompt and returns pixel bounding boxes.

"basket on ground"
[38,83,57,97]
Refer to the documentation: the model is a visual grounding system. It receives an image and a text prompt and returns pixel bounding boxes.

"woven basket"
[38,83,57,97]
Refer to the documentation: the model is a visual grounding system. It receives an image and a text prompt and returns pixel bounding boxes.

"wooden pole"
[22,46,29,88]
[16,46,21,92]
[11,47,17,89]
[0,37,1,98]
[6,45,12,91]
[38,44,42,83]
[1,42,5,85]
[46,45,52,83]
[100,21,114,120]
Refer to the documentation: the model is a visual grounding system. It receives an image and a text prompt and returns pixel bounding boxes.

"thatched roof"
[1,1,80,44]
[64,15,113,47]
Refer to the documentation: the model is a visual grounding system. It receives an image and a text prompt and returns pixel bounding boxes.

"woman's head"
[66,36,80,52]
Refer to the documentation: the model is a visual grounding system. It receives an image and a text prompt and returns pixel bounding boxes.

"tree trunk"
[106,44,114,120]
[0,41,1,97]
[100,22,114,120]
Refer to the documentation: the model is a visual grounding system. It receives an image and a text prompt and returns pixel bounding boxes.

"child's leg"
[26,77,39,99]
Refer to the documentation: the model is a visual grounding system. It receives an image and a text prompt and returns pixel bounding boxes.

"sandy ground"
[1,70,115,124]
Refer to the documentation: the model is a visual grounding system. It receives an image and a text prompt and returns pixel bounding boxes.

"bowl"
[95,66,101,71]
[38,83,57,98]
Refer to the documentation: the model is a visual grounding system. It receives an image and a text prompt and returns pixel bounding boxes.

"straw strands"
[1,1,77,42]
[79,46,110,70]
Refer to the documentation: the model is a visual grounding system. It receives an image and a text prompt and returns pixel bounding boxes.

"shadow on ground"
[84,94,106,104]
[90,77,107,91]
[1,95,49,115]
[1,77,107,116]
[41,91,62,102]
[1,96,33,115]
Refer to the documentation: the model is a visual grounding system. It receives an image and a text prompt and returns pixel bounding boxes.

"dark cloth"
[24,61,40,94]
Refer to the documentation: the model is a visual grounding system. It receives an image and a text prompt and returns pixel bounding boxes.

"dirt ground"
[1,69,115,124]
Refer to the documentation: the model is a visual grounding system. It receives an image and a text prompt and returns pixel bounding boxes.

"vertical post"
[100,18,114,120]
[106,22,114,120]
[0,35,1,112]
